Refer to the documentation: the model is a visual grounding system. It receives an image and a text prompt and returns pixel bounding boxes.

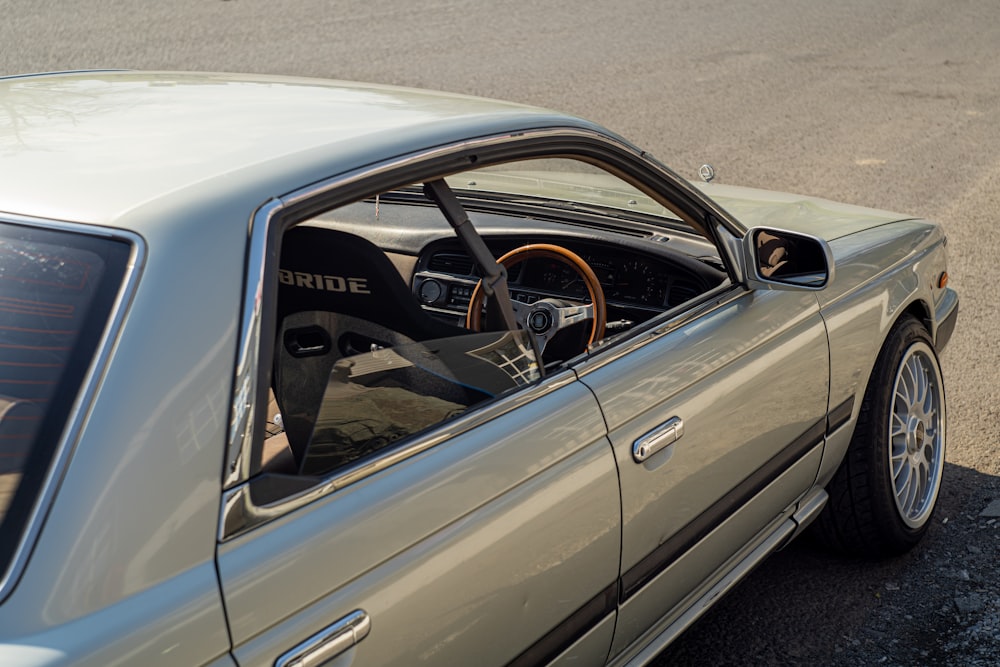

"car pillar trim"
[276,128,636,219]
[225,197,284,490]
[274,126,733,241]
[619,417,827,602]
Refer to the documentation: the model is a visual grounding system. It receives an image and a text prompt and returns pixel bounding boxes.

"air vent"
[428,252,475,276]
[667,278,702,307]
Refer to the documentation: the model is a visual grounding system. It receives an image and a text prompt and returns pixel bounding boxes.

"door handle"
[275,609,371,667]
[632,417,684,462]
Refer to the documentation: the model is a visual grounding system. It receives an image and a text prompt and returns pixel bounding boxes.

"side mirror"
[742,227,834,291]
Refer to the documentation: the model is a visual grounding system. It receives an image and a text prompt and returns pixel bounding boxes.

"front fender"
[814,219,950,487]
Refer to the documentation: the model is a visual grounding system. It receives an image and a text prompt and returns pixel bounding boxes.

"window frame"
[220,126,745,541]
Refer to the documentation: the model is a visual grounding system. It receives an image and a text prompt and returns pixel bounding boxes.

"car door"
[575,283,830,658]
[216,355,621,667]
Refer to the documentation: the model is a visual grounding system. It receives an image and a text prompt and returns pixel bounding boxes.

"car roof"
[0,71,597,227]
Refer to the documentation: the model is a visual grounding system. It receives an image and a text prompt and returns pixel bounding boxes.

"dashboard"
[306,195,729,333]
[412,235,726,328]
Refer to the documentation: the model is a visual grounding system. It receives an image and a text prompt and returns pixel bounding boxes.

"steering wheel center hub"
[528,308,553,334]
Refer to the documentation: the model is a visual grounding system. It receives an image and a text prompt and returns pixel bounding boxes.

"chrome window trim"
[223,125,745,534]
[0,213,145,604]
[224,198,283,489]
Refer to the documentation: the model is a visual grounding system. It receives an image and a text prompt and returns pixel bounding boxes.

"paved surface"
[3,0,999,663]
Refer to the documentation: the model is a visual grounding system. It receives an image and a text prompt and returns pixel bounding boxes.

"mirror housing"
[742,226,834,291]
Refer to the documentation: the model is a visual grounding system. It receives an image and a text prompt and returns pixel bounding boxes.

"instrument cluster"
[517,252,670,309]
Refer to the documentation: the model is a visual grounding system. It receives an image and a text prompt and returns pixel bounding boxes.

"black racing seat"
[276,225,464,342]
[272,225,470,463]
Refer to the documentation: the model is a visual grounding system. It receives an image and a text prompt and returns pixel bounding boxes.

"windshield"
[444,158,682,220]
[0,222,131,580]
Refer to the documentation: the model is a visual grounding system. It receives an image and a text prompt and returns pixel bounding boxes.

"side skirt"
[620,486,828,667]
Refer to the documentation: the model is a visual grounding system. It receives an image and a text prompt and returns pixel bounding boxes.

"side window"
[258,224,540,480]
[248,153,728,497]
[0,223,130,578]
[286,330,536,477]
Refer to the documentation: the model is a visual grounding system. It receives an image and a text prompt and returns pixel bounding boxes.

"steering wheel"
[466,244,607,355]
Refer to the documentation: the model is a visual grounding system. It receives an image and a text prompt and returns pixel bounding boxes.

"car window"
[269,329,539,478]
[0,222,131,576]
[445,158,683,222]
[249,152,728,506]
[258,220,542,483]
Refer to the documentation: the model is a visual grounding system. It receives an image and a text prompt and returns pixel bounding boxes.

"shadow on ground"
[651,462,1000,666]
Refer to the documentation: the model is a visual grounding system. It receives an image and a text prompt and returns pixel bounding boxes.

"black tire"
[812,315,946,557]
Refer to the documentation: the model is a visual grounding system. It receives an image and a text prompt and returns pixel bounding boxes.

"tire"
[813,315,947,557]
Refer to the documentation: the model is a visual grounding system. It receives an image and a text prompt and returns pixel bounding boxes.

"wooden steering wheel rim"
[466,243,607,344]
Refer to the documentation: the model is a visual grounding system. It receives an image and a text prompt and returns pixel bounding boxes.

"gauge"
[615,259,654,302]
[535,261,585,297]
[419,278,443,304]
[615,258,669,305]
[585,258,616,291]
[539,264,565,291]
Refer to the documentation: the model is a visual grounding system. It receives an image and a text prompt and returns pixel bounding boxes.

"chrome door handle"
[632,417,684,462]
[275,609,371,667]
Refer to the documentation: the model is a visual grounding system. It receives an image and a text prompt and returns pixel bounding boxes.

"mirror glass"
[752,229,829,288]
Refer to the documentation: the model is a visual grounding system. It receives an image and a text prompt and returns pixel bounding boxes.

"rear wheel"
[814,315,946,557]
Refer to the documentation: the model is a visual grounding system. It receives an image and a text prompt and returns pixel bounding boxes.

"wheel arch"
[857,298,934,405]
[816,291,936,492]
[901,299,933,338]
[810,311,945,555]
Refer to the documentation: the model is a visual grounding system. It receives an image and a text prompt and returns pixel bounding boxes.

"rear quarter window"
[0,222,131,582]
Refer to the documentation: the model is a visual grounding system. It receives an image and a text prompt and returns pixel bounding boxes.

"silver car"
[0,71,957,666]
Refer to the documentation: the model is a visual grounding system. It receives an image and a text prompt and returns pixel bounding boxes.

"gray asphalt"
[3,0,999,664]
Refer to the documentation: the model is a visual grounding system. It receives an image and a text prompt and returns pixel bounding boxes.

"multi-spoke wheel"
[889,341,945,529]
[813,315,946,557]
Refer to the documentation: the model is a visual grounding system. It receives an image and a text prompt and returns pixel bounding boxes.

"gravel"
[655,470,1000,666]
[838,498,1000,666]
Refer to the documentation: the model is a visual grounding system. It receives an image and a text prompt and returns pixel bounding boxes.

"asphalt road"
[3,0,999,664]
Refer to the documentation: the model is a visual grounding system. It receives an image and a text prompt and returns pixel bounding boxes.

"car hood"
[457,169,913,243]
[691,182,913,240]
